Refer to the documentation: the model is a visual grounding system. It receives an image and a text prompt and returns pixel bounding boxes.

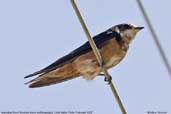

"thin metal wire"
[70,0,127,114]
[136,0,171,79]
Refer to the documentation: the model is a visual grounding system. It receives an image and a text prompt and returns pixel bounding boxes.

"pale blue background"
[0,0,170,114]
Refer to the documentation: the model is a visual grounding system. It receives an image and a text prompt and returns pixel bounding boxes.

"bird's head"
[113,23,144,43]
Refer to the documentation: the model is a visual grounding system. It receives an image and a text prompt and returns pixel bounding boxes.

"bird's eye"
[123,24,132,29]
[118,24,132,31]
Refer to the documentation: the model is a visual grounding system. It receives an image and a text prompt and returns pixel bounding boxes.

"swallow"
[24,23,144,88]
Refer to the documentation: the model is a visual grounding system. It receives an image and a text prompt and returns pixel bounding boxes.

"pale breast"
[100,38,128,69]
[104,52,126,68]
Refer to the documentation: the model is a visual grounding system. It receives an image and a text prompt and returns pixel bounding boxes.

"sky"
[0,0,171,114]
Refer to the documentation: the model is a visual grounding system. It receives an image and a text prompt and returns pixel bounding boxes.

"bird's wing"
[26,75,80,88]
[24,28,121,79]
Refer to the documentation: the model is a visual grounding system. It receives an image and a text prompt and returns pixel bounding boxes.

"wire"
[70,0,127,114]
[136,0,171,79]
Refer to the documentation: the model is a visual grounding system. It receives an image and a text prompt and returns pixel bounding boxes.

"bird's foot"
[98,73,112,84]
[104,75,112,84]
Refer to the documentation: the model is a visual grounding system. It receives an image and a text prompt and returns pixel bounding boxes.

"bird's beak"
[136,27,144,30]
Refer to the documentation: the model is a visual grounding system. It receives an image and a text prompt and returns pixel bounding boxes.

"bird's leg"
[98,73,112,84]
[98,61,112,84]
[98,73,105,76]
[104,74,112,84]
